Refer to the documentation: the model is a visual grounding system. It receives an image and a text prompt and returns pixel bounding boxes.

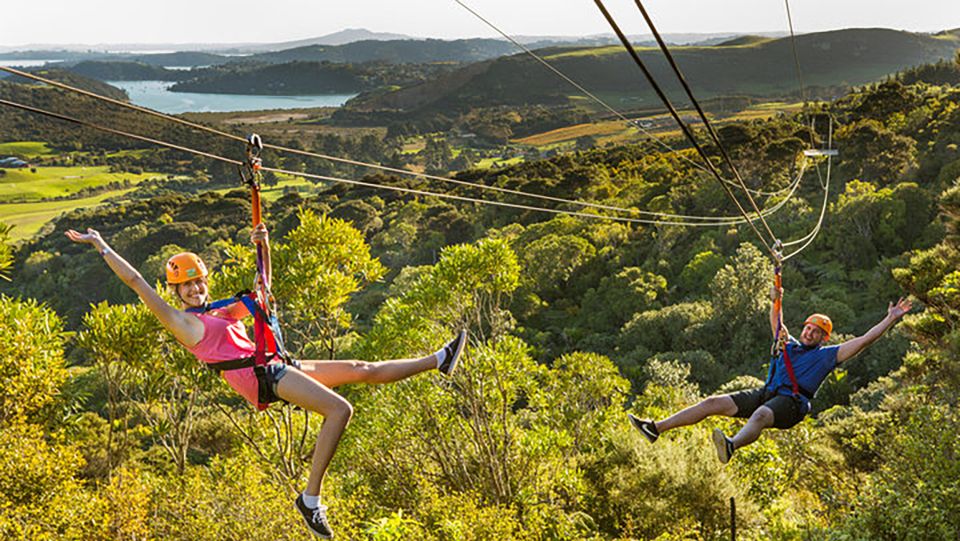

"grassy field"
[474,156,524,169]
[1,189,137,241]
[212,172,318,202]
[0,166,161,203]
[0,141,54,158]
[515,101,806,148]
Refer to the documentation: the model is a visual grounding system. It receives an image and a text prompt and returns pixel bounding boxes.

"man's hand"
[888,298,913,320]
[770,285,783,302]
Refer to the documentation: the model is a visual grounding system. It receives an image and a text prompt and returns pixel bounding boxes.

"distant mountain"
[244,36,780,65]
[235,29,413,53]
[248,38,520,64]
[0,31,781,58]
[339,28,960,117]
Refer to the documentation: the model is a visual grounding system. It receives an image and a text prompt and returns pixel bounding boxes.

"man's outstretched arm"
[836,298,912,364]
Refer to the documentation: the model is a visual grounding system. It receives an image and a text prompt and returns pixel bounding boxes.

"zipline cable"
[779,0,834,258]
[1,65,774,223]
[783,118,834,259]
[783,0,837,195]
[784,0,806,103]
[452,0,796,199]
[630,0,779,246]
[591,0,777,257]
[451,0,708,173]
[1,65,801,224]
[784,0,820,175]
[0,96,794,228]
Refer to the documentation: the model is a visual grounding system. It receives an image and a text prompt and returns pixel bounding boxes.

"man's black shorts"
[729,387,808,429]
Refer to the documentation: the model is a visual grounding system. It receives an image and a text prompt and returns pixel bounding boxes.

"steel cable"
[591,0,777,256]
[0,96,799,228]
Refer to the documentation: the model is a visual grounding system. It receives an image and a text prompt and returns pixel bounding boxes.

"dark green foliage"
[2,73,960,539]
[170,61,452,95]
[340,28,959,139]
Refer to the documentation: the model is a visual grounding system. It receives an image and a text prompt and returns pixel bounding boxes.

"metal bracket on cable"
[239,133,264,187]
[803,149,838,157]
[772,239,784,263]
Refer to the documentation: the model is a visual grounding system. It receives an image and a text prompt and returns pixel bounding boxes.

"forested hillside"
[335,28,960,133]
[169,61,460,95]
[1,53,959,540]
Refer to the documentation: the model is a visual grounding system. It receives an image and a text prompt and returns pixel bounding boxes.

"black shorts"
[256,359,302,404]
[729,387,807,429]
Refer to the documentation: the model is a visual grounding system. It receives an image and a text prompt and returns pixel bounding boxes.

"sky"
[3,0,959,47]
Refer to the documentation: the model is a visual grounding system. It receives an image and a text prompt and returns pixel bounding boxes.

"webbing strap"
[239,292,292,364]
[781,345,801,397]
[185,291,254,314]
[205,356,257,372]
[770,262,801,397]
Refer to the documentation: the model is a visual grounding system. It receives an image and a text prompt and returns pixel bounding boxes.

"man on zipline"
[629,275,912,463]
[66,224,466,539]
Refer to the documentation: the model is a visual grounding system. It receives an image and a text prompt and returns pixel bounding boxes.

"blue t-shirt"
[765,336,840,407]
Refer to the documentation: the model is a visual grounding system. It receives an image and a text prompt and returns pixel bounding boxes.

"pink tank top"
[185,311,263,406]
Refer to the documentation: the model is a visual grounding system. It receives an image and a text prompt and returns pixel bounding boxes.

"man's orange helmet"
[165,252,208,284]
[804,313,833,341]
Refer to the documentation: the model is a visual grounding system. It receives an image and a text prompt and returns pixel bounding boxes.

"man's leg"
[731,405,775,450]
[713,403,776,464]
[630,388,762,444]
[656,395,739,433]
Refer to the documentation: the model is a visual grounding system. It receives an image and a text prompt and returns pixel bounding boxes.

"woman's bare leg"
[655,395,738,433]
[298,355,437,388]
[274,369,353,497]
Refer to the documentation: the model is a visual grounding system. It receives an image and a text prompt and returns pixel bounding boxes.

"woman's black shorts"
[255,359,302,404]
[729,387,808,429]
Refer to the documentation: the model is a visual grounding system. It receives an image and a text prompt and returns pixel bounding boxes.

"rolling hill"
[339,28,960,116]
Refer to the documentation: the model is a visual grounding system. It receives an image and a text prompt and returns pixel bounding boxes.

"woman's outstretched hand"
[251,223,269,245]
[65,228,104,247]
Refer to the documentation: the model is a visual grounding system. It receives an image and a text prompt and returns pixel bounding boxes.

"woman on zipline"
[629,269,911,464]
[67,224,466,539]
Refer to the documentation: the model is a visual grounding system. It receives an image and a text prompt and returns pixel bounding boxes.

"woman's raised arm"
[65,228,204,347]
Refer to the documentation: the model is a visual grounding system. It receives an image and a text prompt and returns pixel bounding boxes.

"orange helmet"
[165,252,208,284]
[803,313,833,341]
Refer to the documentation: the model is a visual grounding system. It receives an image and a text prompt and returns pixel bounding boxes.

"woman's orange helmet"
[165,252,208,284]
[803,313,833,341]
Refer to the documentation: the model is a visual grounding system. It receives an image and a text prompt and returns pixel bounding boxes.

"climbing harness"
[766,242,808,399]
[187,134,295,410]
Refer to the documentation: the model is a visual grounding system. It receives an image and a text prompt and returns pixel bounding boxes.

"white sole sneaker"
[439,329,466,376]
[712,428,733,464]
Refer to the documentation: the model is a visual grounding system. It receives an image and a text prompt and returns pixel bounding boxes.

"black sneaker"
[295,495,334,539]
[627,413,659,443]
[438,330,466,376]
[712,428,735,464]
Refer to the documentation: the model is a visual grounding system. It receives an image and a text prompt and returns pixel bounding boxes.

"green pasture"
[212,172,317,202]
[0,141,53,158]
[474,156,524,169]
[0,166,161,203]
[0,189,136,241]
